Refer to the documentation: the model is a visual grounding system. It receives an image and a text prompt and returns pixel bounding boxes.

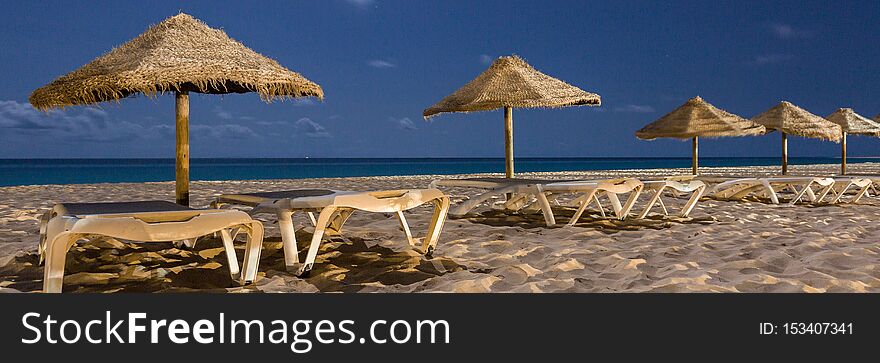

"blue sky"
[1,0,878,158]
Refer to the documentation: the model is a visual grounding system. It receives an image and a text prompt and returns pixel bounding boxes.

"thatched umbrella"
[751,101,841,175]
[423,55,600,177]
[635,96,765,175]
[30,13,323,205]
[826,108,880,175]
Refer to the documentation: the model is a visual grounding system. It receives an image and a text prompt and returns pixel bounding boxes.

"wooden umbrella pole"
[691,136,698,175]
[175,91,190,206]
[781,132,788,175]
[841,131,847,175]
[504,106,514,178]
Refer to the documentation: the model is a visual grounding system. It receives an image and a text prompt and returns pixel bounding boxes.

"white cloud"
[368,59,397,69]
[770,23,810,39]
[614,104,655,113]
[191,124,258,139]
[750,54,795,65]
[0,100,149,143]
[254,120,289,127]
[295,117,331,138]
[213,106,233,120]
[390,116,417,130]
[480,54,494,64]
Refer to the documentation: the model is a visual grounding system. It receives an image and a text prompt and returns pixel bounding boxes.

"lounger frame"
[215,189,449,277]
[38,202,264,293]
[429,178,645,226]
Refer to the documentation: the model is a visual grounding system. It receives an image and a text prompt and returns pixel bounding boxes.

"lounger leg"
[790,184,811,205]
[679,186,705,217]
[852,185,870,203]
[276,210,301,271]
[298,206,338,277]
[761,180,780,204]
[802,186,816,202]
[219,228,240,281]
[419,197,450,256]
[38,210,51,264]
[43,232,80,293]
[831,183,852,204]
[396,211,416,246]
[239,221,265,285]
[306,212,317,226]
[618,185,643,220]
[814,183,834,204]
[605,192,625,220]
[534,192,556,226]
[638,188,664,219]
[593,194,607,218]
[657,196,669,215]
[568,190,598,226]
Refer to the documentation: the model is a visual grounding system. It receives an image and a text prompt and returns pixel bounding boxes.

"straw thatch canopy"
[635,96,765,139]
[422,55,600,118]
[29,13,323,110]
[826,108,880,136]
[751,101,841,142]
[873,114,880,123]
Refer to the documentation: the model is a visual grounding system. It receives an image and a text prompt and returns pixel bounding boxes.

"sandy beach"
[1,162,879,293]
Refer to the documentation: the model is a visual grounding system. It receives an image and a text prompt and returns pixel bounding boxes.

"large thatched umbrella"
[423,55,600,177]
[30,13,323,205]
[751,101,841,175]
[826,108,880,175]
[635,96,765,175]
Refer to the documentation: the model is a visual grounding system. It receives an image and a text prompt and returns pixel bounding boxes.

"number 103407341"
[760,322,853,335]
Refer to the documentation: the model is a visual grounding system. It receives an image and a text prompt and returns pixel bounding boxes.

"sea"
[0,157,873,187]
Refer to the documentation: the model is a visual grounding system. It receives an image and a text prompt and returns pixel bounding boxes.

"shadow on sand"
[0,230,465,293]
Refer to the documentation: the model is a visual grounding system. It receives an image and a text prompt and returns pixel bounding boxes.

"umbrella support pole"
[841,132,847,175]
[691,136,698,175]
[175,91,190,206]
[781,132,788,175]
[504,106,514,178]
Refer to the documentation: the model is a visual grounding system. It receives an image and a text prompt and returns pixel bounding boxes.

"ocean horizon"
[0,157,874,187]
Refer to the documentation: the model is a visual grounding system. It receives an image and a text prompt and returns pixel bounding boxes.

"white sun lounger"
[428,177,644,226]
[214,188,449,277]
[823,178,873,203]
[710,177,861,204]
[840,174,880,197]
[38,201,265,293]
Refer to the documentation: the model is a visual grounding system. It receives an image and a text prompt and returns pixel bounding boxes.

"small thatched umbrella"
[751,101,841,175]
[30,13,323,205]
[826,108,880,175]
[635,96,765,175]
[423,55,600,177]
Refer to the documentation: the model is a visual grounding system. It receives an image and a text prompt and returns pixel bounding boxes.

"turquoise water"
[0,157,870,187]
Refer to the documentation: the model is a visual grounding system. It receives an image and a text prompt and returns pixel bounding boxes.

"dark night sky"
[1,0,878,158]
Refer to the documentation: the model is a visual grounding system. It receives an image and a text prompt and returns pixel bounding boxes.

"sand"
[1,163,879,293]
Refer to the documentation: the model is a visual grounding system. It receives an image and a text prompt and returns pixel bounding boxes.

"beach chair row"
[39,175,876,292]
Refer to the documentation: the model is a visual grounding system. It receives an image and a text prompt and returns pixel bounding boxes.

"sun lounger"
[710,177,841,204]
[428,177,644,226]
[637,179,707,219]
[823,178,873,203]
[38,201,264,293]
[214,188,449,277]
[840,174,880,197]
